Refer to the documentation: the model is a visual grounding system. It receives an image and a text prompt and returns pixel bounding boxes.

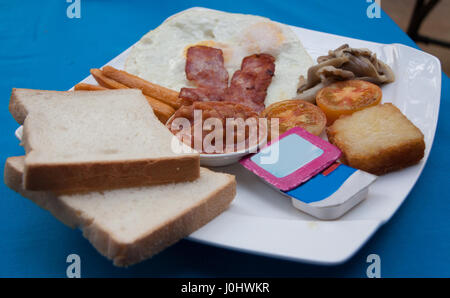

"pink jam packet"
[240,127,341,191]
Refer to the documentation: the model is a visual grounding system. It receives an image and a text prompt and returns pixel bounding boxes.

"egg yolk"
[243,22,285,54]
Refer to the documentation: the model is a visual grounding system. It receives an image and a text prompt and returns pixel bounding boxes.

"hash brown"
[326,103,425,175]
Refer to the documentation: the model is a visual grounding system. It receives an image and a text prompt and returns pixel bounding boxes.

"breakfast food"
[166,101,262,154]
[296,44,395,102]
[327,103,425,175]
[179,46,229,104]
[223,53,275,112]
[5,6,430,269]
[125,7,314,107]
[90,68,176,123]
[9,88,199,191]
[139,94,175,123]
[262,99,327,139]
[74,81,175,123]
[179,46,275,112]
[74,83,108,91]
[102,66,181,109]
[90,68,128,89]
[4,156,236,267]
[316,80,382,125]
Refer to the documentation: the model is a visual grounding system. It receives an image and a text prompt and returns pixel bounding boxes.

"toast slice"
[327,103,425,175]
[9,88,199,191]
[4,156,236,267]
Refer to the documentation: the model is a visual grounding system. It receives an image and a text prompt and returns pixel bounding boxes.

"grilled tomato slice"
[316,80,382,125]
[262,99,326,139]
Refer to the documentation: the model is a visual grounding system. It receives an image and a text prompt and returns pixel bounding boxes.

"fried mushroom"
[296,44,395,103]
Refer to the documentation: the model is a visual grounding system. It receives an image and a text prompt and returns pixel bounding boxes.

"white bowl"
[200,140,265,167]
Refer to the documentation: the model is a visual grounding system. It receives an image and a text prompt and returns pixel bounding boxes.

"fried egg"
[125,7,314,106]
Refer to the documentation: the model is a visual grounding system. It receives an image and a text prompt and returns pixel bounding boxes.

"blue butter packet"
[282,163,377,220]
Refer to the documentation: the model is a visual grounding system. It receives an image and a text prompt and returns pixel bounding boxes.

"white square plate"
[186,27,441,265]
[15,18,441,265]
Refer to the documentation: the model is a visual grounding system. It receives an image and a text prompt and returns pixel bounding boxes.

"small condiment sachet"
[240,126,341,191]
[240,127,377,219]
[283,162,377,220]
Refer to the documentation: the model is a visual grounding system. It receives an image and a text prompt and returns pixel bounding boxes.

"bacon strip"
[179,87,225,104]
[181,46,229,103]
[185,46,229,89]
[225,54,275,112]
[180,46,275,112]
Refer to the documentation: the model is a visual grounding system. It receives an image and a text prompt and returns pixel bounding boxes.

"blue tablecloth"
[0,0,449,277]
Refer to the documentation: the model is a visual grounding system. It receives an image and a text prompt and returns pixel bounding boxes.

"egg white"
[125,7,314,106]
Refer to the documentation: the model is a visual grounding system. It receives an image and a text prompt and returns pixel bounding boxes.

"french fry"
[74,83,108,91]
[90,69,129,89]
[102,66,181,109]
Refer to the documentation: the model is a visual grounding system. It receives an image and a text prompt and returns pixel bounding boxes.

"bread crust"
[9,88,46,125]
[4,156,236,267]
[24,156,200,192]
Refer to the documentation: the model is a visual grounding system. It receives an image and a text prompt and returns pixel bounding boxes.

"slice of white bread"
[4,156,236,267]
[327,103,425,175]
[9,88,199,191]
